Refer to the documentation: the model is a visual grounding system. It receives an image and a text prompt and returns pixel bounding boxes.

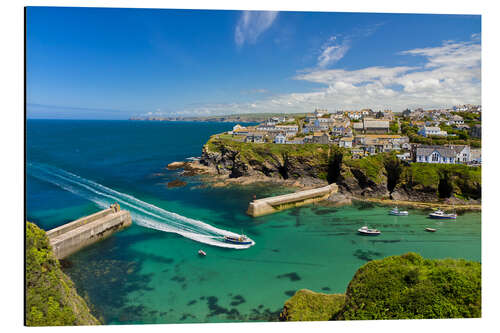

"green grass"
[344,153,387,184]
[281,290,346,321]
[205,136,481,199]
[337,253,481,320]
[403,163,481,198]
[280,253,481,321]
[206,135,332,163]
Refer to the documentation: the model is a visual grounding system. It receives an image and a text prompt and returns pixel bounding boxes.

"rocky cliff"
[192,136,481,204]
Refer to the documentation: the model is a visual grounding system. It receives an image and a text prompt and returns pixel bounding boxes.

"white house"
[450,115,464,125]
[339,137,353,148]
[274,133,287,144]
[418,126,448,137]
[245,132,265,143]
[232,124,248,136]
[415,145,470,164]
[275,125,299,137]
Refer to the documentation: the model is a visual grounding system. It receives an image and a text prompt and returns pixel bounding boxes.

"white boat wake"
[28,163,255,249]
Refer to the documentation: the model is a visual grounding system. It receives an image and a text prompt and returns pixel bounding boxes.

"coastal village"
[225,105,481,165]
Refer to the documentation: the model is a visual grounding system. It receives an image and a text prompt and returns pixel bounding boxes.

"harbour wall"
[47,204,132,259]
[246,184,338,217]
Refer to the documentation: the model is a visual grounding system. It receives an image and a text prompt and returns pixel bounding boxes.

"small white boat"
[389,207,408,216]
[358,226,381,236]
[428,209,457,219]
[198,250,206,256]
[223,234,253,245]
[425,227,437,232]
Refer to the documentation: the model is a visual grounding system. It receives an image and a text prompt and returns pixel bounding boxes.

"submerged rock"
[167,179,187,188]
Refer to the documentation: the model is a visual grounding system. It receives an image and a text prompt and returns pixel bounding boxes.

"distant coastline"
[129,113,307,124]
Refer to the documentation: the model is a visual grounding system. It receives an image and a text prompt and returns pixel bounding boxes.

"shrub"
[335,253,481,320]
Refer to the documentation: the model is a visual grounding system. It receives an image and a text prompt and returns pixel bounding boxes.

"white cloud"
[400,40,481,69]
[235,11,278,47]
[317,35,350,68]
[171,37,481,116]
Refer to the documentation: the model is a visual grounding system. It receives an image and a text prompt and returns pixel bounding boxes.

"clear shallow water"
[26,120,481,324]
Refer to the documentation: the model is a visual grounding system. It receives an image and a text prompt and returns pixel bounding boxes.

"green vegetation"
[337,253,481,320]
[451,111,480,123]
[280,290,346,321]
[403,163,481,199]
[205,136,481,200]
[26,222,100,326]
[206,134,332,165]
[389,121,399,134]
[343,152,388,185]
[400,119,480,147]
[280,253,481,321]
[408,133,481,148]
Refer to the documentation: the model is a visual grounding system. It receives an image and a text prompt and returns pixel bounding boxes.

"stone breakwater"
[47,204,132,259]
[247,184,339,217]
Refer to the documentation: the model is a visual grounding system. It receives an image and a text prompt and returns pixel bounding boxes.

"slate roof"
[416,145,467,158]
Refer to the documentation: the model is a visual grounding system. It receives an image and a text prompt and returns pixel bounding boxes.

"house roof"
[247,131,265,136]
[355,134,404,139]
[363,120,389,128]
[416,145,468,158]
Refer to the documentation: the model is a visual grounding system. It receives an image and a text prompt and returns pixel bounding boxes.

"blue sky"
[26,7,481,119]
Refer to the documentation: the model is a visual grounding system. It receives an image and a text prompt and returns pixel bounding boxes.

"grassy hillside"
[25,222,100,326]
[280,253,481,321]
[401,163,481,199]
[337,253,481,320]
[280,290,345,321]
[205,136,481,201]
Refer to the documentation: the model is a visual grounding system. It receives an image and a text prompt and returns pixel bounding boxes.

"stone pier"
[247,184,338,217]
[47,203,132,259]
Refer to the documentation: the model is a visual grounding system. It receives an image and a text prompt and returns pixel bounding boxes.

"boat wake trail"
[28,163,255,249]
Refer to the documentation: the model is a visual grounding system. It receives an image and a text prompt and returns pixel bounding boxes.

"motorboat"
[428,209,457,219]
[223,234,253,245]
[198,250,206,256]
[389,207,409,216]
[357,226,381,236]
[425,227,437,232]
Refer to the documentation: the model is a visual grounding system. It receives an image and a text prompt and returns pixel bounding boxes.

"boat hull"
[389,212,408,216]
[223,238,253,245]
[428,215,456,219]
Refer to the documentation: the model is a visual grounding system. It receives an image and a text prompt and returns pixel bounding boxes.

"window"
[431,153,439,162]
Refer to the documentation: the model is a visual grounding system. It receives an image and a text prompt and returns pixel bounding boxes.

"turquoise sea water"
[26,120,481,324]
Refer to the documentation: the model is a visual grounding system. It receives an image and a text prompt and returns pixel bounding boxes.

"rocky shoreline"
[166,158,481,211]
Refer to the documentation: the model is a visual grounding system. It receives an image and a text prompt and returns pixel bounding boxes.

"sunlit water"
[26,120,481,324]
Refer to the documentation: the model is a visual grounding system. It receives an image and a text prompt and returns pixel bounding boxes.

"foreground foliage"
[280,253,481,321]
[25,222,100,326]
[337,253,481,320]
[280,290,346,321]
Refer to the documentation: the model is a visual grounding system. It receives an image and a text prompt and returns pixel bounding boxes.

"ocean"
[26,119,481,324]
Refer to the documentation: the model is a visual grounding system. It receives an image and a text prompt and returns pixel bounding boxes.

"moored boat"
[389,207,408,216]
[223,234,253,245]
[425,227,437,232]
[357,226,381,236]
[198,250,206,256]
[428,209,457,219]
